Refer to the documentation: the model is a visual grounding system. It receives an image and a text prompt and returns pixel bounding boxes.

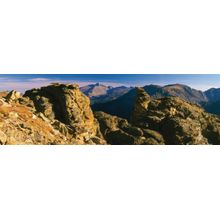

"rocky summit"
[80,83,131,104]
[0,83,220,145]
[0,83,106,145]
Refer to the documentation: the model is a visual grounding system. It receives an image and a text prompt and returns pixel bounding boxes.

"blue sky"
[0,74,220,92]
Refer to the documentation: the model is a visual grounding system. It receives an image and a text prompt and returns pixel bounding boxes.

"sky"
[0,74,220,92]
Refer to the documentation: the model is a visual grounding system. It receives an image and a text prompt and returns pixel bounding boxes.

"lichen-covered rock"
[5,90,21,102]
[131,90,220,145]
[24,83,106,145]
[0,102,67,145]
[94,111,164,145]
[142,129,164,143]
[18,96,36,111]
[130,87,151,126]
[0,84,106,145]
[1,83,219,145]
[0,130,7,144]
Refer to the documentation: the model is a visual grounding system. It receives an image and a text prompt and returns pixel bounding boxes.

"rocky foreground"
[0,84,106,145]
[0,84,220,145]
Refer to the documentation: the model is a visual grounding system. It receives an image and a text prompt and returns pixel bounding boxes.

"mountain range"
[80,83,131,104]
[89,83,220,118]
[0,82,220,145]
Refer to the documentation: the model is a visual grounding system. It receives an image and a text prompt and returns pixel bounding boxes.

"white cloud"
[0,79,127,93]
[0,76,216,93]
[28,78,50,82]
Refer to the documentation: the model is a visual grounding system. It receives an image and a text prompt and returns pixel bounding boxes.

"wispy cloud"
[0,74,218,92]
[0,77,126,93]
[28,78,50,82]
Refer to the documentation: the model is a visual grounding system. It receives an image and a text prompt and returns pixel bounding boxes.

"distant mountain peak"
[80,83,131,104]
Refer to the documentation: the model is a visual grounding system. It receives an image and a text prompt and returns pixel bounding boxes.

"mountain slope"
[80,83,131,104]
[92,88,139,119]
[144,84,208,103]
[203,101,220,115]
[204,88,220,102]
[80,83,111,98]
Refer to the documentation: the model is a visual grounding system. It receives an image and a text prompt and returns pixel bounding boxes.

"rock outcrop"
[0,98,66,144]
[24,83,106,145]
[95,111,164,145]
[1,83,220,145]
[0,84,106,145]
[130,88,151,127]
[94,88,220,145]
[130,90,220,145]
[5,90,21,102]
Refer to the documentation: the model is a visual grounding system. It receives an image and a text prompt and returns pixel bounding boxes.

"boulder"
[5,90,21,102]
[95,111,164,145]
